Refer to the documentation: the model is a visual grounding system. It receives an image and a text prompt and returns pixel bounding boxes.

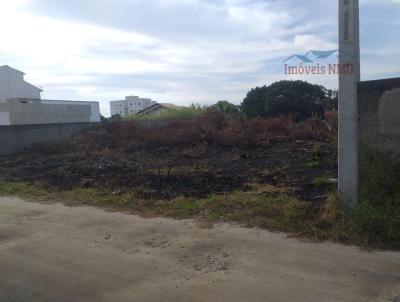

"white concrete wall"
[0,112,10,125]
[0,123,98,155]
[0,98,100,125]
[41,100,101,122]
[378,88,400,136]
[89,102,101,122]
[359,78,400,154]
[0,66,41,101]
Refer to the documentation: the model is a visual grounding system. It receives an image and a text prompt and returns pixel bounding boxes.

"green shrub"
[306,161,321,168]
[352,201,400,248]
[313,176,330,187]
[172,197,199,218]
[354,148,400,248]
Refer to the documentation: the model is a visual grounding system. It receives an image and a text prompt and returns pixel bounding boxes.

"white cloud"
[0,0,398,116]
[293,35,336,50]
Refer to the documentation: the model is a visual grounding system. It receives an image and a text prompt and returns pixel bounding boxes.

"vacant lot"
[1,196,399,302]
[0,116,337,202]
[1,115,399,249]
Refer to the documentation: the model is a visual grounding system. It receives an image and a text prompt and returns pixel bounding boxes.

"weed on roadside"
[313,176,331,187]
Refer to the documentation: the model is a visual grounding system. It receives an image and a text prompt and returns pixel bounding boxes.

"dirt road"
[0,197,399,302]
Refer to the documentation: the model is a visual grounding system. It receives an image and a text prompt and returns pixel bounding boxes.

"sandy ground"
[0,197,399,302]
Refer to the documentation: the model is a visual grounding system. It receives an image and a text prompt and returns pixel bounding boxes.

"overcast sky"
[0,0,399,116]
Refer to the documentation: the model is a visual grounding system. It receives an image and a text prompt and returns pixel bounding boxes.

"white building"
[0,65,42,101]
[110,96,156,117]
[0,65,100,125]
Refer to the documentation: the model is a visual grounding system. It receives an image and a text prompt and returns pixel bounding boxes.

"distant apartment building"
[110,96,156,117]
[0,65,100,125]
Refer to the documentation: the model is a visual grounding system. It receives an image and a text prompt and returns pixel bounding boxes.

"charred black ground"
[0,114,337,202]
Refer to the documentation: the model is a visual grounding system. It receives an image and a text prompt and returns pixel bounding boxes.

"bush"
[212,100,240,116]
[352,201,400,248]
[234,117,294,147]
[143,120,204,147]
[241,80,330,120]
[353,148,400,248]
[70,111,336,152]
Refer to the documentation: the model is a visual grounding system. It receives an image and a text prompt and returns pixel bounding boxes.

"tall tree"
[264,80,325,120]
[241,80,328,120]
[241,86,269,118]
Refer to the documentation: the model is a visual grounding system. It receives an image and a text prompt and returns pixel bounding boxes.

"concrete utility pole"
[338,0,361,205]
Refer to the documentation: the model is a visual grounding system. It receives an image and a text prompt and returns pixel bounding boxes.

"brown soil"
[1,197,399,302]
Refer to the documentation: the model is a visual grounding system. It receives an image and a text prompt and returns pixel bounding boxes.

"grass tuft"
[306,161,321,168]
[313,176,331,187]
[353,147,400,249]
[0,181,51,199]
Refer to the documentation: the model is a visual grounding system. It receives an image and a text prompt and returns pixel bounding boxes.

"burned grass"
[0,114,337,203]
[6,114,381,245]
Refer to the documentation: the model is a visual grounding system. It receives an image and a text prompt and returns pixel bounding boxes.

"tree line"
[240,80,337,121]
[212,80,337,121]
[110,80,337,121]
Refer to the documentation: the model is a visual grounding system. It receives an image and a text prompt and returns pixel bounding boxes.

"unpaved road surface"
[0,197,399,302]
